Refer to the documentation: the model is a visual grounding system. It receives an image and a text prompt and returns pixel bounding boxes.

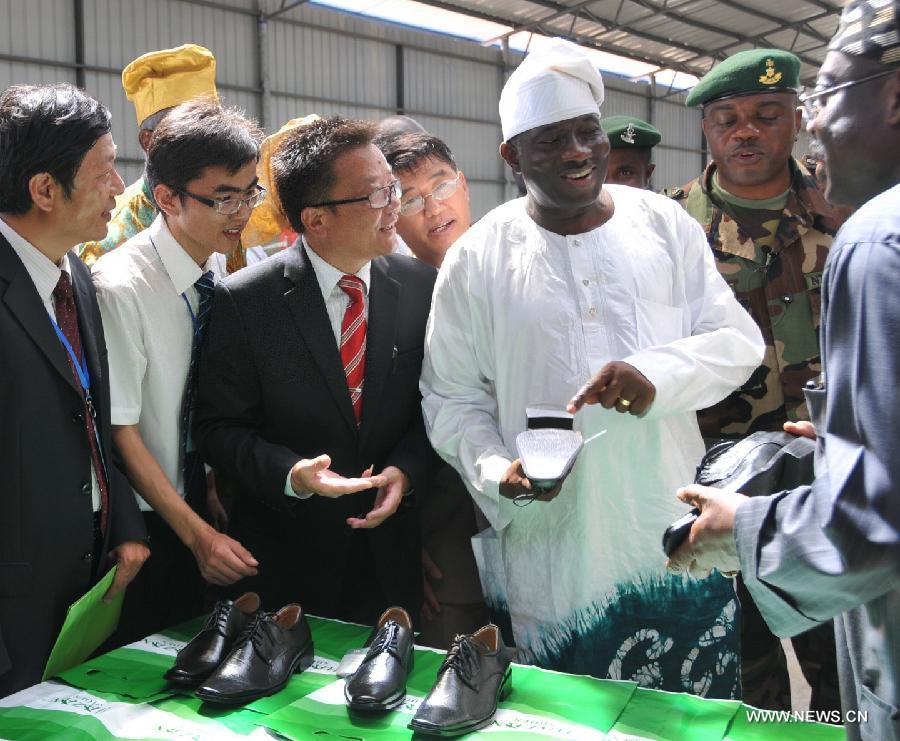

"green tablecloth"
[0,616,845,740]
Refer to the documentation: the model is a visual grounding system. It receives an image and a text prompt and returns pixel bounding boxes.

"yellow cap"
[122,44,218,126]
[242,114,321,248]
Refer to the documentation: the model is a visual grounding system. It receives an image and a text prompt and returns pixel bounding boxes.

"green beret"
[685,49,801,107]
[601,115,661,149]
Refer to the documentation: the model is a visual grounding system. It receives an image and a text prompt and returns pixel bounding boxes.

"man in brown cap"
[669,2,900,738]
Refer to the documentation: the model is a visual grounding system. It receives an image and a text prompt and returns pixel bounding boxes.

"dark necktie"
[181,271,216,505]
[338,275,367,425]
[53,271,110,534]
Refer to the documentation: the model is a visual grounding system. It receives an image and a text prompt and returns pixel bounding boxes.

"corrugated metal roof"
[412,0,841,83]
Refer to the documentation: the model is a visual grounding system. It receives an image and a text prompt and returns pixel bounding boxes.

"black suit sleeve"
[383,260,441,495]
[106,459,148,547]
[194,282,300,513]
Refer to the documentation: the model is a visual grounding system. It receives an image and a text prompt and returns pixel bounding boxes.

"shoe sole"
[408,668,512,737]
[345,686,407,712]
[196,641,315,706]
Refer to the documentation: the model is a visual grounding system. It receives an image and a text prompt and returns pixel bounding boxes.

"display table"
[0,616,844,740]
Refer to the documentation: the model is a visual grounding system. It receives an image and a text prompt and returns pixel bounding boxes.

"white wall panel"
[1,0,74,64]
[268,21,395,110]
[271,93,386,127]
[415,114,503,184]
[653,98,701,152]
[0,61,75,88]
[85,0,258,90]
[603,86,649,120]
[653,147,704,191]
[404,48,499,123]
[467,181,506,222]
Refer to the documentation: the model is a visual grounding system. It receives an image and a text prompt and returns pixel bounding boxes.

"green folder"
[42,566,123,680]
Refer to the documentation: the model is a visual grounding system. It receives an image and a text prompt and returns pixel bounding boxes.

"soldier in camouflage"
[676,158,843,438]
[677,48,847,717]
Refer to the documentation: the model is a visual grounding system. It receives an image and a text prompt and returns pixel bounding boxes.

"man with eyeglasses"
[92,99,264,644]
[673,48,848,715]
[380,133,471,269]
[669,3,900,738]
[194,116,438,625]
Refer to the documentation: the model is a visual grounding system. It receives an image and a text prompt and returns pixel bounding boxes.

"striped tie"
[181,270,216,503]
[339,275,366,425]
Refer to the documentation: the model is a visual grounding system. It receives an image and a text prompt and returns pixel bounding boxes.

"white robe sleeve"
[624,213,764,419]
[420,248,514,532]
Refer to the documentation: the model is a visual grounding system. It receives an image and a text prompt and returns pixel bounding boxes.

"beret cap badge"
[759,59,783,85]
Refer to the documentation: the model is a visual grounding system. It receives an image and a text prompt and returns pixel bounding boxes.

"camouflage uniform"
[78,176,246,273]
[675,159,846,438]
[676,158,845,717]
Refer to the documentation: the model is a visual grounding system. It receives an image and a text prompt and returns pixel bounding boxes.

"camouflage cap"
[601,115,661,148]
[829,0,900,67]
[685,49,801,107]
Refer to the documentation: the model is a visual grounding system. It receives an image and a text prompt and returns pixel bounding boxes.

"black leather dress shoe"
[344,606,415,711]
[164,592,261,687]
[409,624,513,737]
[195,604,314,706]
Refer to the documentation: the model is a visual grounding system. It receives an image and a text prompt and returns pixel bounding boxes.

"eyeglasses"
[307,180,401,210]
[399,174,461,216]
[799,69,895,119]
[176,184,267,215]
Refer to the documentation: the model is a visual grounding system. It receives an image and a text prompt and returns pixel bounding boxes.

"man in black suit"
[195,117,437,625]
[0,84,149,697]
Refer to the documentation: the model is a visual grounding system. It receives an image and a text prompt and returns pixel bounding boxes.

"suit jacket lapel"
[0,236,81,396]
[282,245,358,437]
[359,257,400,449]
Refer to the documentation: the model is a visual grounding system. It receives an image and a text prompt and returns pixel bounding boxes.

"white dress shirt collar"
[302,236,371,301]
[146,215,218,295]
[0,216,71,307]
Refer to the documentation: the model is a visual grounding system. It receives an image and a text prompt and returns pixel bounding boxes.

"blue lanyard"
[50,318,91,403]
[181,293,201,336]
[50,310,109,481]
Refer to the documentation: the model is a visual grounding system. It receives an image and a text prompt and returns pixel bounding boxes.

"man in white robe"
[420,39,764,697]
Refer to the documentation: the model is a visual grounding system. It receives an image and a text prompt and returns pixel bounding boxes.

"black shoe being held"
[409,624,513,737]
[344,606,415,711]
[164,592,261,687]
[195,603,314,706]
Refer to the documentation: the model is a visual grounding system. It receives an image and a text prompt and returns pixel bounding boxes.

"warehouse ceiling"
[412,0,843,84]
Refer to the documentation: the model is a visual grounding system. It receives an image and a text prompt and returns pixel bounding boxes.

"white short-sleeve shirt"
[92,215,222,510]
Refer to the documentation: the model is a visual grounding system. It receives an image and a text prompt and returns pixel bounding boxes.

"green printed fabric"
[0,615,845,740]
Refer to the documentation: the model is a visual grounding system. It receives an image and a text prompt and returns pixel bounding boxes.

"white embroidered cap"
[499,38,605,142]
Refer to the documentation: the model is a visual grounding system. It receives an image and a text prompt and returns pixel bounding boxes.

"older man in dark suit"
[0,84,148,698]
[195,117,437,624]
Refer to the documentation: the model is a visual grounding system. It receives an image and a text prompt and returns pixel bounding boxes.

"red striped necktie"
[339,275,367,425]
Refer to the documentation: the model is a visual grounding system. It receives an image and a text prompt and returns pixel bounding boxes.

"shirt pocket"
[634,297,684,347]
